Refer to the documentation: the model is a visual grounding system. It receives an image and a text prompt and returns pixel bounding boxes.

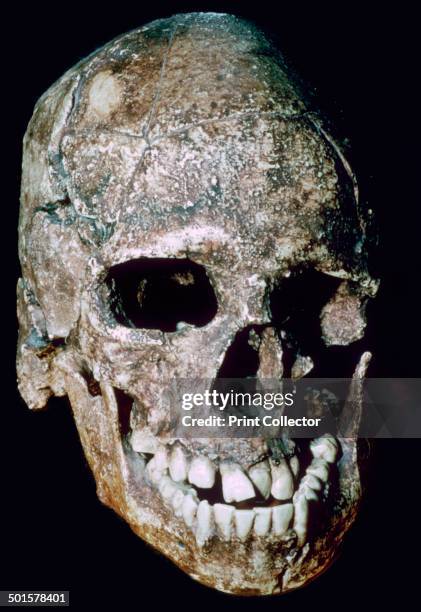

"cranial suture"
[17,13,378,595]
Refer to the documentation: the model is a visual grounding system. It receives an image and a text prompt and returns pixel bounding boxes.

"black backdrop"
[3,1,419,609]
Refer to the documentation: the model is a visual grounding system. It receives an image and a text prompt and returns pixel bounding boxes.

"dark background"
[3,1,419,609]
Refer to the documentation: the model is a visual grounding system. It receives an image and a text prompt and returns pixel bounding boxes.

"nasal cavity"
[216,326,264,379]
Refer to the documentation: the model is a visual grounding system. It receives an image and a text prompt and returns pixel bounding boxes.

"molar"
[146,447,168,484]
[130,428,161,454]
[306,458,329,483]
[158,475,178,502]
[301,473,322,491]
[310,435,339,464]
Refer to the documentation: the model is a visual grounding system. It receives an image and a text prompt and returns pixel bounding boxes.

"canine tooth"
[290,455,300,479]
[254,507,272,536]
[272,503,293,535]
[182,494,198,527]
[220,462,255,503]
[196,500,214,546]
[169,444,189,482]
[235,509,255,541]
[214,503,234,540]
[248,461,271,499]
[302,473,322,491]
[270,460,294,500]
[188,455,216,489]
[130,429,160,454]
[159,475,177,501]
[306,458,329,483]
[310,435,339,464]
[293,493,309,546]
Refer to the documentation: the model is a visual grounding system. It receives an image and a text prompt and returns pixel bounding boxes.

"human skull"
[17,13,378,595]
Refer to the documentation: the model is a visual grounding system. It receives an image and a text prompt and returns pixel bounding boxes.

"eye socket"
[105,258,218,332]
[269,269,341,353]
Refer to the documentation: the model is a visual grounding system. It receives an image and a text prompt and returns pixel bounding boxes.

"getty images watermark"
[181,389,322,429]
[161,378,421,438]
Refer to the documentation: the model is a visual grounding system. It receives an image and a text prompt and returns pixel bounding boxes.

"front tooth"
[188,455,216,489]
[301,473,322,491]
[214,503,234,540]
[220,462,255,503]
[248,461,271,499]
[310,435,339,464]
[290,455,300,479]
[254,507,272,536]
[306,458,329,483]
[169,444,189,482]
[293,492,309,546]
[272,503,293,535]
[270,460,294,500]
[235,509,255,541]
[196,500,214,546]
[182,494,198,527]
[130,429,160,454]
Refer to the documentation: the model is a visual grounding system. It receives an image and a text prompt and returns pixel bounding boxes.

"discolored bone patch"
[88,71,123,118]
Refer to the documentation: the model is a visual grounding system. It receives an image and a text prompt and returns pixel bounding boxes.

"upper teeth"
[136,434,338,547]
[270,459,294,500]
[220,462,256,503]
[169,444,189,482]
[188,455,216,489]
[248,460,272,499]
[309,435,339,464]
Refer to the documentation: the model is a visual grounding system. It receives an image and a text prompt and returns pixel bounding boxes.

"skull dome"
[17,13,378,595]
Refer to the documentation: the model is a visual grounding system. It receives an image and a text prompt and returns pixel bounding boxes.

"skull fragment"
[17,13,378,595]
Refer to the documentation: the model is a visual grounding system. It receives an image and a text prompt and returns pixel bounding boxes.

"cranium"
[17,13,378,595]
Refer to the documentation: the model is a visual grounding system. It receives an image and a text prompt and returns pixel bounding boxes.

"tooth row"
[143,441,302,504]
[147,458,297,544]
[202,501,296,545]
[145,442,337,548]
